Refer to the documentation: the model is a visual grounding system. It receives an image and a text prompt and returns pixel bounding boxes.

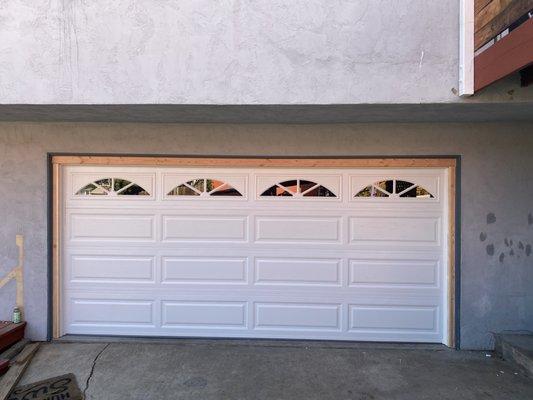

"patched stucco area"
[0,122,532,350]
[0,0,460,104]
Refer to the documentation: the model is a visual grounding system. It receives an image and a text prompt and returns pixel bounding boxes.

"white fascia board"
[459,0,474,96]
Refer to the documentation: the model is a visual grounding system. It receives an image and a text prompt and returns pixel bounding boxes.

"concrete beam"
[0,103,532,123]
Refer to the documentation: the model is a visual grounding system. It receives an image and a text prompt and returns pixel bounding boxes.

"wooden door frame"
[49,155,459,347]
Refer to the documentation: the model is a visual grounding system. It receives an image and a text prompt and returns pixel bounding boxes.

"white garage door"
[61,165,450,344]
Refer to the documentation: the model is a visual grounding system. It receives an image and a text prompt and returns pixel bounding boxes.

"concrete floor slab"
[18,340,533,400]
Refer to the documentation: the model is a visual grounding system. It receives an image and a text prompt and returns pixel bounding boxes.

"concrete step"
[494,332,533,376]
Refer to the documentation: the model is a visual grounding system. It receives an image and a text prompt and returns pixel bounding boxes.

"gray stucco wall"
[2,0,531,104]
[0,122,532,349]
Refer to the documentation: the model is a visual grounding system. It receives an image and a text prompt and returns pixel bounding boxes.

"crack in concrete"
[83,343,110,399]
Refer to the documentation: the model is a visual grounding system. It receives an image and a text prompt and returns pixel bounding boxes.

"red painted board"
[0,359,9,375]
[0,322,27,353]
[475,18,533,91]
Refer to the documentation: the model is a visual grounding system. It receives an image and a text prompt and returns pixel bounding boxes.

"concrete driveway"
[18,338,533,400]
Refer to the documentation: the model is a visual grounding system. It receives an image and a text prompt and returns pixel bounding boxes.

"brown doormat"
[8,373,82,400]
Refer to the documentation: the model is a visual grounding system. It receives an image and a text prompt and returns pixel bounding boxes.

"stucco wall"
[4,0,531,104]
[0,122,532,349]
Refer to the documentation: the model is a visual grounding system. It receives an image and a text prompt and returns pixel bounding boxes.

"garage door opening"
[51,157,457,347]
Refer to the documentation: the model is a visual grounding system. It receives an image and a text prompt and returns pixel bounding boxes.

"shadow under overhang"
[0,103,532,124]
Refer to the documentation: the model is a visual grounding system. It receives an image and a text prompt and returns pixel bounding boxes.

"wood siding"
[475,17,533,90]
[475,0,533,50]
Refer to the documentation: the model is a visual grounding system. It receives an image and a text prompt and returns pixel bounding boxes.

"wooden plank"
[0,323,26,353]
[0,340,29,361]
[475,17,533,90]
[475,0,513,32]
[0,359,8,376]
[475,0,533,50]
[52,164,61,339]
[447,166,457,348]
[14,236,23,314]
[475,0,494,14]
[52,155,457,169]
[0,236,24,317]
[0,343,40,400]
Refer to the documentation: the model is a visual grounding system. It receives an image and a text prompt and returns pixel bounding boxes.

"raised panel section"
[350,217,439,244]
[70,256,155,282]
[162,301,247,328]
[255,258,341,286]
[349,259,438,286]
[349,306,437,331]
[255,217,341,243]
[162,257,247,284]
[70,214,154,241]
[163,216,247,241]
[70,299,154,325]
[255,303,341,330]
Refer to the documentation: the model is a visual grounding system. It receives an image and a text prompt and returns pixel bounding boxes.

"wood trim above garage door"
[52,156,456,169]
[50,155,458,347]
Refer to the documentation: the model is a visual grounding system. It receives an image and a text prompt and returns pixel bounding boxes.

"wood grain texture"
[475,0,533,49]
[0,322,26,354]
[52,164,61,339]
[448,166,457,348]
[0,235,24,313]
[476,0,514,31]
[476,0,494,14]
[52,156,457,169]
[0,343,40,400]
[475,17,533,90]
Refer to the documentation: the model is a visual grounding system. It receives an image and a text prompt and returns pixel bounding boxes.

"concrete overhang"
[0,103,532,124]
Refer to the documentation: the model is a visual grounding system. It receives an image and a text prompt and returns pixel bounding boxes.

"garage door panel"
[255,216,341,243]
[161,257,248,284]
[70,255,155,283]
[254,258,342,286]
[349,259,439,287]
[349,216,440,244]
[68,299,155,326]
[162,301,247,328]
[254,303,341,331]
[349,305,438,332]
[162,215,248,242]
[62,165,448,343]
[70,214,155,241]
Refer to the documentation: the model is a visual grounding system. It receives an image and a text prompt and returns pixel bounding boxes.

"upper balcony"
[0,1,531,122]
[472,0,533,92]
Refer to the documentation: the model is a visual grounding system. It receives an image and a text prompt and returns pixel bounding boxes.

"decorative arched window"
[76,178,149,196]
[167,179,242,197]
[261,179,336,197]
[355,179,434,198]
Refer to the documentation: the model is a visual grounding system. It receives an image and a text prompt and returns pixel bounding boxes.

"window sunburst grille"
[76,178,149,196]
[355,179,434,198]
[261,179,336,198]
